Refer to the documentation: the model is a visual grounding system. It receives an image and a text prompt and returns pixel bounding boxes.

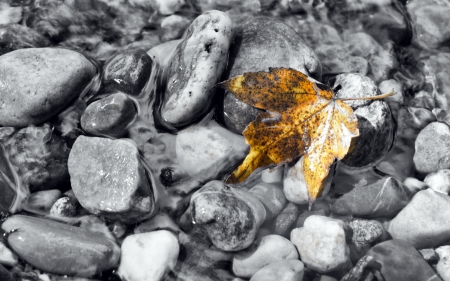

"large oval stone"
[1,215,120,277]
[0,48,96,127]
[220,17,321,134]
[161,10,232,127]
[68,136,157,223]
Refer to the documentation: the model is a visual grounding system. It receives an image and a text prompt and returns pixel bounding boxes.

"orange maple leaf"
[219,67,393,203]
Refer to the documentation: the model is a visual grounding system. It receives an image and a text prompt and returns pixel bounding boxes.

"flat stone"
[221,16,321,134]
[103,49,152,96]
[176,119,248,181]
[331,176,410,218]
[81,92,137,138]
[189,180,266,251]
[232,234,299,278]
[161,10,232,127]
[414,122,450,174]
[117,230,179,281]
[290,215,350,274]
[68,136,157,223]
[0,48,96,127]
[2,215,120,277]
[249,260,304,281]
[388,188,450,249]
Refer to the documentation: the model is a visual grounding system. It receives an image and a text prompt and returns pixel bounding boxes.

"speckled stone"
[161,10,232,127]
[68,136,157,223]
[0,48,96,127]
[50,197,76,217]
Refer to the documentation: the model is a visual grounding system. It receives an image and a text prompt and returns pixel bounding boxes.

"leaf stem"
[338,91,395,101]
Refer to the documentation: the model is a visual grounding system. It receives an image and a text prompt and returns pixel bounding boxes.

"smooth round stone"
[2,215,120,277]
[5,123,71,191]
[161,10,232,127]
[81,92,137,138]
[149,0,185,15]
[159,15,191,42]
[103,49,152,96]
[388,188,450,249]
[414,122,450,174]
[117,230,179,281]
[0,47,96,127]
[436,245,450,281]
[232,234,299,278]
[290,215,351,274]
[333,73,395,168]
[249,182,286,220]
[249,260,305,281]
[274,203,300,236]
[221,16,321,134]
[68,136,157,223]
[424,169,450,194]
[0,241,18,267]
[189,180,266,251]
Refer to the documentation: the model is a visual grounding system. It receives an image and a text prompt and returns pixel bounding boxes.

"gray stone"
[419,248,439,263]
[347,218,384,263]
[290,215,351,274]
[189,180,266,251]
[176,119,248,181]
[117,231,179,281]
[159,15,191,42]
[81,92,137,138]
[331,176,410,218]
[2,215,120,277]
[5,123,71,191]
[249,260,304,281]
[221,17,321,134]
[414,122,450,174]
[333,73,395,168]
[388,188,450,249]
[22,189,62,214]
[249,182,286,220]
[68,136,157,223]
[407,0,450,49]
[149,0,185,15]
[274,203,300,236]
[161,10,232,127]
[232,234,299,278]
[0,241,17,267]
[102,49,153,97]
[0,48,96,127]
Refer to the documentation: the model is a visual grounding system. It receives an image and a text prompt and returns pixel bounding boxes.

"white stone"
[436,245,450,281]
[150,0,185,15]
[0,241,18,267]
[233,235,299,278]
[261,166,284,183]
[117,230,179,281]
[424,169,450,194]
[249,260,304,281]
[290,215,350,273]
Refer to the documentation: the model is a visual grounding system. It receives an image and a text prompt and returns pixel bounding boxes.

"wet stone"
[68,136,156,224]
[102,49,153,96]
[189,180,266,251]
[221,16,321,134]
[331,176,410,218]
[0,47,96,127]
[333,73,395,168]
[232,234,299,278]
[388,188,450,249]
[161,10,232,127]
[2,215,120,277]
[414,122,450,175]
[81,92,137,138]
[5,123,71,191]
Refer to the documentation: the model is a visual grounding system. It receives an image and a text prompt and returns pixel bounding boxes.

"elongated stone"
[1,215,120,277]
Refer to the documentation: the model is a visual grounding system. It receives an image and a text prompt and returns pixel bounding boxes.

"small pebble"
[424,169,450,194]
[0,241,18,267]
[50,197,77,217]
